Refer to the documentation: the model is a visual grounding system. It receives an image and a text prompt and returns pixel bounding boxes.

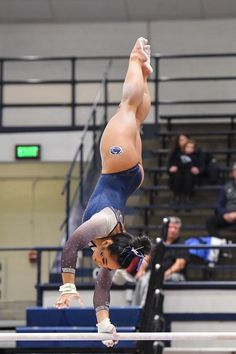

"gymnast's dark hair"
[107,232,152,269]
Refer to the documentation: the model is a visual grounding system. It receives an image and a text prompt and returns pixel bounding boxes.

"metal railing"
[2,52,236,274]
[1,243,236,307]
[1,52,236,134]
[156,52,236,125]
[0,55,132,132]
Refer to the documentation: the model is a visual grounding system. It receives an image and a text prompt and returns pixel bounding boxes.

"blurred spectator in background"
[168,133,190,159]
[113,216,188,306]
[206,162,236,237]
[169,138,204,203]
[168,132,220,190]
[168,133,190,183]
[161,216,188,281]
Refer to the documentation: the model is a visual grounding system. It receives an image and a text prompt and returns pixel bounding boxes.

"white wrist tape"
[97,318,113,333]
[97,318,118,347]
[59,283,77,294]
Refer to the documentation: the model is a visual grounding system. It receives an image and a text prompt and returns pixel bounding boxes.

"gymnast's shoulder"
[89,207,120,238]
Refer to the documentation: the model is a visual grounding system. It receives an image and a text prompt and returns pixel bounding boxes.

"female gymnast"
[56,37,153,347]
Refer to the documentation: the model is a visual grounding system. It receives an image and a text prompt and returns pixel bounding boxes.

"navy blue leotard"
[83,164,142,222]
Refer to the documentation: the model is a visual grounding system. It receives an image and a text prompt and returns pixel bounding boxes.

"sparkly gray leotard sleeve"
[93,268,115,312]
[61,207,118,274]
[61,207,121,312]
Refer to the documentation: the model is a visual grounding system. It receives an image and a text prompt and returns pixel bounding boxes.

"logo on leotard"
[109,146,123,155]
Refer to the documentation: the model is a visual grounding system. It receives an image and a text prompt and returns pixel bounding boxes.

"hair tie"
[121,246,145,270]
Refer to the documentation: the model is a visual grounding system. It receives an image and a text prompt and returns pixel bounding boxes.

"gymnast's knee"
[118,99,138,114]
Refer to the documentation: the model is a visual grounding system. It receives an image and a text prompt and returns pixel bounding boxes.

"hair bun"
[131,235,152,255]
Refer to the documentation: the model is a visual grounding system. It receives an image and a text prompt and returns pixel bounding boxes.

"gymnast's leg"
[100,37,152,174]
[135,78,151,168]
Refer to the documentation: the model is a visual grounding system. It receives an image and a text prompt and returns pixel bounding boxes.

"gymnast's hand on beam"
[97,318,119,347]
[55,283,84,308]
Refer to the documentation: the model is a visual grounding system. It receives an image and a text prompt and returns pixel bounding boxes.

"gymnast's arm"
[56,208,118,308]
[94,268,115,319]
[94,268,119,346]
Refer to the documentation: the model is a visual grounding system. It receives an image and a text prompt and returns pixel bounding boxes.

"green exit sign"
[15,145,41,160]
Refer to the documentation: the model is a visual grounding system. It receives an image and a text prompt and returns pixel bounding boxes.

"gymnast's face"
[92,239,120,270]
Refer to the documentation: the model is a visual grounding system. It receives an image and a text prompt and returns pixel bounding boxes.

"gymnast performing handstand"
[56,37,153,347]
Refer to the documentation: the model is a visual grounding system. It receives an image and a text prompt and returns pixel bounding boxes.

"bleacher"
[123,120,236,302]
[125,120,236,242]
[159,114,236,132]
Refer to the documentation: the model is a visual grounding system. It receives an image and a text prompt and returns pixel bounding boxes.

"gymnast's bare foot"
[142,43,153,76]
[130,37,148,61]
[130,37,153,76]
